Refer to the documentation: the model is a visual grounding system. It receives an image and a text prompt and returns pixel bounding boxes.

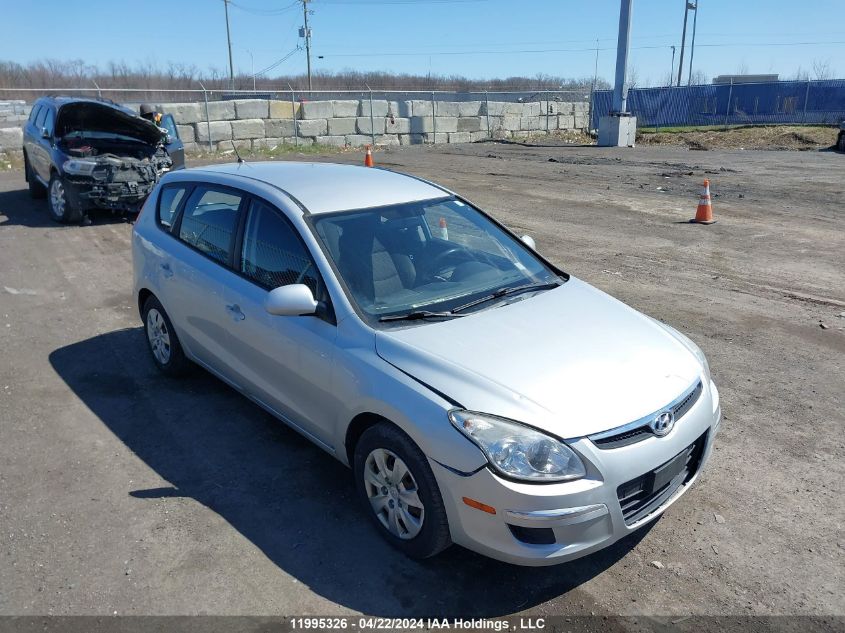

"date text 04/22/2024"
[289,617,547,630]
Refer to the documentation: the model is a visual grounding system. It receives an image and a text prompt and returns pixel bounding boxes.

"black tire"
[24,155,46,199]
[353,422,451,559]
[47,173,82,224]
[838,133,845,153]
[142,295,190,377]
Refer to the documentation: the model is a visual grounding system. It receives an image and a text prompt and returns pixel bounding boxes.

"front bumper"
[432,378,721,566]
[64,177,156,213]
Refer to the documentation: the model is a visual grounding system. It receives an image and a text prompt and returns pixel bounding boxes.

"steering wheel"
[427,246,474,279]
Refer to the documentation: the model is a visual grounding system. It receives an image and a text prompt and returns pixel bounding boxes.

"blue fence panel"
[591,79,845,129]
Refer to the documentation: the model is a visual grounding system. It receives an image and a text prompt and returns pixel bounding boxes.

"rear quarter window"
[33,107,48,129]
[28,105,42,124]
[157,184,188,229]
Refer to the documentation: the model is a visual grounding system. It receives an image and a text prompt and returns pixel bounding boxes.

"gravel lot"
[0,142,842,620]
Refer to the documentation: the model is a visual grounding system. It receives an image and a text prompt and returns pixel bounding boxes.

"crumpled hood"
[56,101,163,146]
[375,277,703,439]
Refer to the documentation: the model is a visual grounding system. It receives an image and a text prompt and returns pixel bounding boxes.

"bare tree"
[792,66,810,81]
[0,57,611,101]
[625,65,639,91]
[812,59,832,81]
[688,69,708,86]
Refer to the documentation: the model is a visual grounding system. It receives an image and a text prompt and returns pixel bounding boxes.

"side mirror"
[165,133,174,144]
[521,235,536,250]
[41,127,50,139]
[265,284,318,316]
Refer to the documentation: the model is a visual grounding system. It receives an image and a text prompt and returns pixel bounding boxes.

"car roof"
[190,161,449,214]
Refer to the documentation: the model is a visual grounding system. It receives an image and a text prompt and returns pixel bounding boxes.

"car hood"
[375,277,703,439]
[56,101,163,146]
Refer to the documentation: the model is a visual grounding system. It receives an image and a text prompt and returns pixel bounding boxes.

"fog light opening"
[507,524,556,545]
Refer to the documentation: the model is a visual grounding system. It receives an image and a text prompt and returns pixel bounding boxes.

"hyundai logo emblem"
[650,411,675,437]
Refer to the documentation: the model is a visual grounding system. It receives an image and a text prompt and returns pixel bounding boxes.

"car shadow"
[48,326,653,617]
[0,186,133,228]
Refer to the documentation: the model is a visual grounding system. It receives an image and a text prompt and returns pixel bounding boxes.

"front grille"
[617,430,707,526]
[591,380,703,449]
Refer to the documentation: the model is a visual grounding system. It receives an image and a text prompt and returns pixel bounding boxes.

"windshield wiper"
[451,281,561,314]
[379,310,467,322]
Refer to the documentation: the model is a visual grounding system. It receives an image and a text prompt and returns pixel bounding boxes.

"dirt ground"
[0,141,843,623]
[637,125,839,151]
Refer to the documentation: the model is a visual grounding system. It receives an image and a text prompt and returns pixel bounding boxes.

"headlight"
[449,410,586,482]
[62,159,98,176]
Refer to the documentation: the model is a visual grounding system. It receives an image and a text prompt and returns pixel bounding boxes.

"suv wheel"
[142,296,190,376]
[24,156,46,199]
[353,423,451,559]
[48,173,82,224]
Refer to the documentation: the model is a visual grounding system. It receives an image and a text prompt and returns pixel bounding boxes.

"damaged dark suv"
[23,96,184,224]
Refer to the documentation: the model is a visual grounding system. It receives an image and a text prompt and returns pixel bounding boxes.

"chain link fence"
[0,86,590,107]
[591,79,845,130]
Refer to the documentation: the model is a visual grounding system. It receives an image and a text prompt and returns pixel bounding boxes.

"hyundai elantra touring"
[132,161,721,565]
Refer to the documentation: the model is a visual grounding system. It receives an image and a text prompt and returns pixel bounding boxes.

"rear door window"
[28,105,42,124]
[178,186,243,265]
[42,109,55,138]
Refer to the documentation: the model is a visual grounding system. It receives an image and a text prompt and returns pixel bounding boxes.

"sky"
[3,0,844,86]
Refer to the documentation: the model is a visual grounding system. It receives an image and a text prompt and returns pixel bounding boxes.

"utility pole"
[687,1,699,85]
[598,0,636,146]
[611,0,633,113]
[670,46,676,86]
[224,0,235,90]
[302,0,313,92]
[676,0,691,86]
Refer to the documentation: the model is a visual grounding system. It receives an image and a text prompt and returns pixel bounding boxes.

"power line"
[254,46,303,76]
[316,40,845,59]
[229,0,299,15]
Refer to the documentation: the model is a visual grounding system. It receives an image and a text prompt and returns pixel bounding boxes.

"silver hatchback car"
[132,161,721,566]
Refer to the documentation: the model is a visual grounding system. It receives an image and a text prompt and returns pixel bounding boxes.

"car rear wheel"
[47,173,82,224]
[24,156,46,199]
[142,296,190,376]
[354,423,451,559]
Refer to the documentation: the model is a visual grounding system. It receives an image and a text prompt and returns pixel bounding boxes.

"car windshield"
[311,196,563,322]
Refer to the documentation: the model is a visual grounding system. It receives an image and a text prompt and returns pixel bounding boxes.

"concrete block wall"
[0,101,29,157]
[158,98,589,153]
[0,97,589,157]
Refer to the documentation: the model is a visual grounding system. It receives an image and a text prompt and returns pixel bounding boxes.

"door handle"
[160,262,173,278]
[226,304,246,321]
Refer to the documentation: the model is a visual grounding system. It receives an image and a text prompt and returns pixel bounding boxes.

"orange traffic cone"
[364,145,374,167]
[691,179,716,224]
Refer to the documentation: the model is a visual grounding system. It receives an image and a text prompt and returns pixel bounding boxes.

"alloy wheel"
[146,308,172,365]
[49,179,66,218]
[364,448,425,540]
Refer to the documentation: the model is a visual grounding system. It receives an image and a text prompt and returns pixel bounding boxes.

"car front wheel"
[354,423,451,559]
[47,173,82,224]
